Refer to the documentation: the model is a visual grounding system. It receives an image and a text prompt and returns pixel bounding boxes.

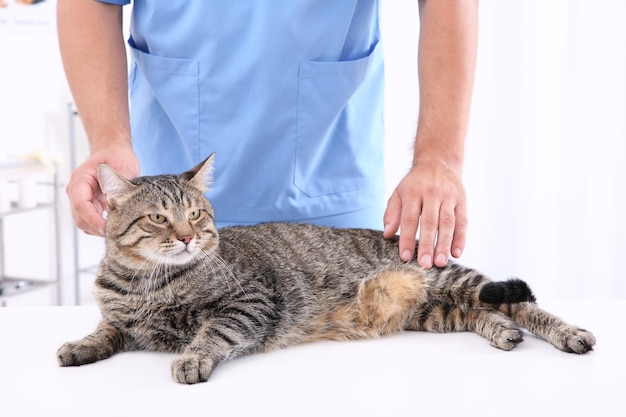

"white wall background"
[0,0,624,305]
[382,0,626,301]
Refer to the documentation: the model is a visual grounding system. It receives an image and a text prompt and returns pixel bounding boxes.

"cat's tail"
[478,278,536,304]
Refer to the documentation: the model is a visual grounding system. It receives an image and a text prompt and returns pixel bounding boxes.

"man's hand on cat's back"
[383,159,467,269]
[67,146,139,236]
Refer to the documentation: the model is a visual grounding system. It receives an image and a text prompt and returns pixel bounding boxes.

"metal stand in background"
[0,162,62,307]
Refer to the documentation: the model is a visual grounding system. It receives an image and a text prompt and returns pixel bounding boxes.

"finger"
[67,176,106,236]
[383,191,402,238]
[398,198,422,263]
[433,201,456,267]
[75,200,107,237]
[416,201,440,269]
[451,202,468,258]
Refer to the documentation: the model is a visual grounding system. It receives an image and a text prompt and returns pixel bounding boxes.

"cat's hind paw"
[554,326,596,354]
[171,353,215,384]
[490,325,524,351]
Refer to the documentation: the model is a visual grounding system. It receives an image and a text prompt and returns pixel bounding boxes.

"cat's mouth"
[141,241,205,266]
[148,244,197,266]
[167,247,197,264]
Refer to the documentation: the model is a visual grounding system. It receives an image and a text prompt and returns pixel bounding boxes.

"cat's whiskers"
[196,249,229,290]
[141,250,167,306]
[208,240,247,296]
[197,248,244,297]
[161,254,176,303]
[135,257,154,289]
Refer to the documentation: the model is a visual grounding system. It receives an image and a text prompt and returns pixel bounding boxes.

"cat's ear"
[98,164,137,207]
[182,153,215,192]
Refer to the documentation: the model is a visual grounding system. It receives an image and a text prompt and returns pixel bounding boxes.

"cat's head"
[98,154,218,267]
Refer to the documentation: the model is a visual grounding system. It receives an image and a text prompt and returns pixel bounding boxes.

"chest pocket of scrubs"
[129,44,200,169]
[295,42,382,198]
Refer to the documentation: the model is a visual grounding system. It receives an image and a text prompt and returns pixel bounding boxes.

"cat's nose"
[178,235,193,245]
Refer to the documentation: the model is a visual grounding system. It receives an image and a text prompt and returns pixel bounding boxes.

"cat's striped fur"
[57,155,595,384]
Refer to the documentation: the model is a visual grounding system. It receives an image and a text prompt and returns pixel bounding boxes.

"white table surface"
[1,301,624,417]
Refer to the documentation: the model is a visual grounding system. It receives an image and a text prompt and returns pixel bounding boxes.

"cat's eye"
[188,210,201,221]
[149,213,167,224]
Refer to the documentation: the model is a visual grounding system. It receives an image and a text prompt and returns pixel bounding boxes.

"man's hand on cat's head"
[383,159,467,269]
[67,147,139,236]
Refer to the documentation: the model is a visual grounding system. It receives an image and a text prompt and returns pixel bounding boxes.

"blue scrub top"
[100,1,386,228]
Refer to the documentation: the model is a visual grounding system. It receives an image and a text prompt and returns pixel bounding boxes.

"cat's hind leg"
[353,267,429,337]
[290,267,428,343]
[406,303,524,351]
[57,320,125,366]
[469,307,524,350]
[497,302,595,354]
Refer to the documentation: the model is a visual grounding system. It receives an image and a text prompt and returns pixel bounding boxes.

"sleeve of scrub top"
[96,0,130,5]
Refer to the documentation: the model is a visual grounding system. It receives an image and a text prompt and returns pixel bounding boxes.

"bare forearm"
[58,0,138,236]
[384,0,478,266]
[415,0,478,172]
[57,0,131,153]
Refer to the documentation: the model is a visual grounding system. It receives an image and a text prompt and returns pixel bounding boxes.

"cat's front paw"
[555,326,596,354]
[171,353,215,384]
[57,341,109,367]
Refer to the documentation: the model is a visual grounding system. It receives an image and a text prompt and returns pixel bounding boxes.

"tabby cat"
[57,154,595,384]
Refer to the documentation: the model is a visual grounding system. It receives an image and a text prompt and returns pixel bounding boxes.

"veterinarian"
[58,0,478,269]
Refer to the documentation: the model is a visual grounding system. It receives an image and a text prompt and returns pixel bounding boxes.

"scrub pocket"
[129,44,200,159]
[295,42,382,197]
